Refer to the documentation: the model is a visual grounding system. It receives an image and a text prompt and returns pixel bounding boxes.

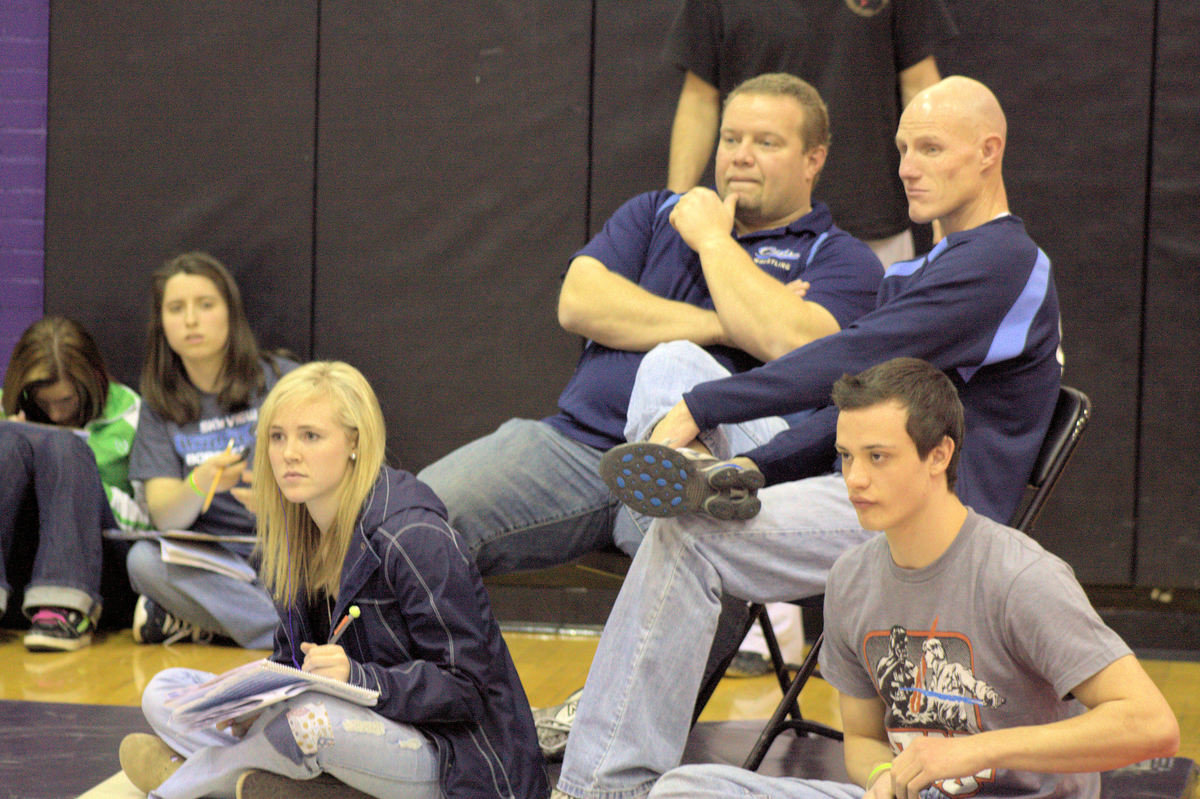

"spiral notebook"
[164,658,379,728]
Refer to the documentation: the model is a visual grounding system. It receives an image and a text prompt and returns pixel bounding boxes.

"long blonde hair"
[254,361,386,604]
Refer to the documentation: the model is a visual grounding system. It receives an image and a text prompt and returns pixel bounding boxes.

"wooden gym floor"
[0,620,1197,798]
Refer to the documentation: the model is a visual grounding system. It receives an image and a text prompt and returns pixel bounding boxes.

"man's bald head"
[910,76,1007,144]
[895,76,1010,234]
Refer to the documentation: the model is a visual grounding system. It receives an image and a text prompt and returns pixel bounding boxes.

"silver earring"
[350,452,357,461]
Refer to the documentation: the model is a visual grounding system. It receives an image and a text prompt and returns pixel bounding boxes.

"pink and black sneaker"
[24,607,95,651]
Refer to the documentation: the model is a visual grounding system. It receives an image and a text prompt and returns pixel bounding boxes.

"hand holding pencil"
[299,606,359,684]
[192,439,246,513]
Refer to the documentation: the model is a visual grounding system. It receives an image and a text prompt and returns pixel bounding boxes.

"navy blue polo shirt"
[545,189,881,450]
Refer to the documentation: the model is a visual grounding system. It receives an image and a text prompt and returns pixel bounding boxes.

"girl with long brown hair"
[127,252,297,648]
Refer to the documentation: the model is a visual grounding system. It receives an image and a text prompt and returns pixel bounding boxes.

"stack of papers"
[164,658,380,728]
[158,539,257,582]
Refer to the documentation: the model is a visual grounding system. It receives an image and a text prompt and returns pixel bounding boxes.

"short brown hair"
[832,357,964,491]
[3,316,110,427]
[725,72,831,153]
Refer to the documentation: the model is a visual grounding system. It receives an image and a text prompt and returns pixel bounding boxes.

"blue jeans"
[556,346,873,799]
[0,423,114,618]
[622,341,790,457]
[650,764,944,799]
[649,765,863,799]
[417,418,651,574]
[127,541,277,649]
[556,474,868,799]
[416,341,788,576]
[142,667,440,799]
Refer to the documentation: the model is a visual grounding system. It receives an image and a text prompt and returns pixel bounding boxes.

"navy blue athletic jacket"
[684,215,1062,524]
[269,466,548,798]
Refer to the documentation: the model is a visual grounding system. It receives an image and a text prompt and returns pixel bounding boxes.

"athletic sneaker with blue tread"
[598,441,764,520]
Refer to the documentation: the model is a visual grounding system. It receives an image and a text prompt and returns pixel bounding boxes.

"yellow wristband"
[867,762,892,787]
[187,470,206,497]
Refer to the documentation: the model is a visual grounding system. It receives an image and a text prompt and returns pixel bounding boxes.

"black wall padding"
[939,0,1156,583]
[1138,1,1200,588]
[588,0,679,237]
[313,1,589,469]
[44,2,318,383]
[37,2,1200,586]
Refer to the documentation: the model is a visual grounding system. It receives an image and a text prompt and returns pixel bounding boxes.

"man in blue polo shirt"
[418,74,882,579]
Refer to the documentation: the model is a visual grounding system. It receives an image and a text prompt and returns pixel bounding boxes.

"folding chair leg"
[743,633,842,772]
[756,603,802,720]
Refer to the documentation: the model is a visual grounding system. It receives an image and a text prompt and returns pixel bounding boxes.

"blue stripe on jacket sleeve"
[959,248,1052,383]
[885,238,950,278]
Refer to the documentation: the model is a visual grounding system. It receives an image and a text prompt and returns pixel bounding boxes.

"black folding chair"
[1006,385,1091,534]
[742,384,1092,770]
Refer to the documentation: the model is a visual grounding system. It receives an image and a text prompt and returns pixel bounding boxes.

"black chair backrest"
[1008,385,1091,533]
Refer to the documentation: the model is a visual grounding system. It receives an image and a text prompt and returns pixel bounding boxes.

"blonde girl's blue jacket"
[269,466,549,799]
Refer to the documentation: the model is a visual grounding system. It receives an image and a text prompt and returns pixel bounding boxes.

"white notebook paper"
[158,539,257,582]
[164,658,379,728]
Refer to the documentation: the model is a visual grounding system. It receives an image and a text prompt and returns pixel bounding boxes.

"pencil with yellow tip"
[328,606,361,646]
[201,439,235,513]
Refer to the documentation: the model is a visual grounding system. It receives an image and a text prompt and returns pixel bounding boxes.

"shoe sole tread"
[599,442,761,519]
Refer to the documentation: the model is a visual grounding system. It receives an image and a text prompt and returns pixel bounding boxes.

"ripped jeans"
[142,667,440,799]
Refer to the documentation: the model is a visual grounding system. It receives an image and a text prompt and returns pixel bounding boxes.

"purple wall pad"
[0,0,48,379]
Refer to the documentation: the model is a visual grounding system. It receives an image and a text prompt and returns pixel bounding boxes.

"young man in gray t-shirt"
[647,358,1178,799]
